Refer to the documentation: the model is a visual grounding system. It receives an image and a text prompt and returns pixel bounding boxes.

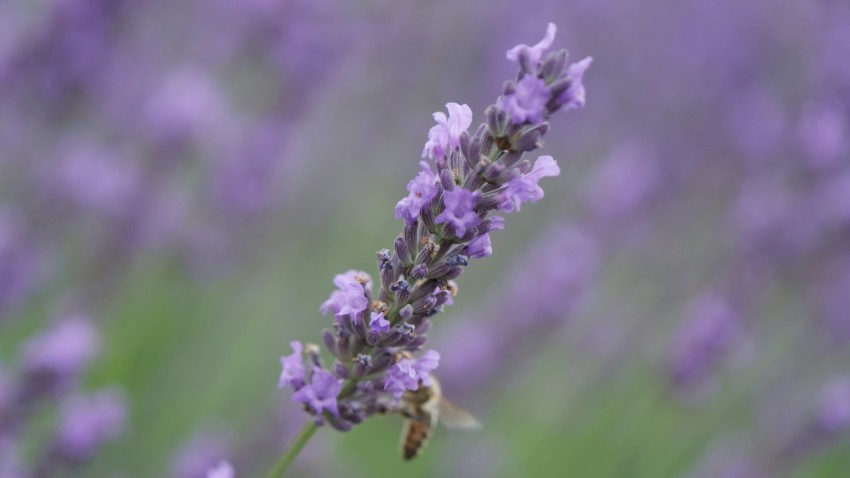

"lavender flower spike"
[275,22,590,468]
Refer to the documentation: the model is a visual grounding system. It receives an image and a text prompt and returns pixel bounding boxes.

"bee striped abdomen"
[401,415,434,460]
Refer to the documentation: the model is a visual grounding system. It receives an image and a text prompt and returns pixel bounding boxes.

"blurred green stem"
[268,420,319,478]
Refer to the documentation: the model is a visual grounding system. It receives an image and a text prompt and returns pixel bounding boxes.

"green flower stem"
[267,419,319,478]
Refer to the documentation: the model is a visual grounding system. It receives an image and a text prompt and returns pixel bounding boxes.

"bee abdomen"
[401,420,432,460]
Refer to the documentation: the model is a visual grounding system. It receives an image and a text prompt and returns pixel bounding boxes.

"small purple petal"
[422,103,473,160]
[497,76,550,124]
[435,188,481,237]
[278,341,304,389]
[369,312,390,334]
[506,23,557,66]
[395,161,439,224]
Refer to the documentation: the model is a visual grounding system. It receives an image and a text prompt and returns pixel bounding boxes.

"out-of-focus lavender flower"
[278,342,305,390]
[585,142,660,223]
[319,270,372,320]
[815,377,850,434]
[383,351,440,399]
[813,255,850,340]
[292,369,342,418]
[499,155,560,212]
[667,293,742,392]
[47,142,142,219]
[0,211,42,316]
[395,161,439,224]
[436,188,481,236]
[21,315,99,394]
[171,431,231,478]
[205,460,234,478]
[438,225,599,397]
[421,102,473,160]
[797,102,847,170]
[55,388,127,461]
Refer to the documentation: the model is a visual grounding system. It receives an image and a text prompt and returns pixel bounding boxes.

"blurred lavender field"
[1,0,849,476]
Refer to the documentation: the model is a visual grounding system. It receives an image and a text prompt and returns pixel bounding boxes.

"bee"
[398,375,481,460]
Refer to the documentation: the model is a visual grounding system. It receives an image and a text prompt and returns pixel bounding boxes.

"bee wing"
[438,398,482,430]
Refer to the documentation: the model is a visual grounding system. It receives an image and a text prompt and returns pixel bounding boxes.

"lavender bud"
[483,161,506,183]
[410,263,428,279]
[434,290,453,307]
[328,416,353,432]
[518,49,536,75]
[394,237,412,267]
[512,130,543,152]
[353,354,372,377]
[376,249,392,269]
[366,330,381,347]
[459,131,470,161]
[336,330,351,358]
[441,266,463,281]
[322,329,337,356]
[412,295,438,315]
[485,105,503,138]
[463,159,488,191]
[420,199,438,232]
[352,316,368,341]
[403,221,419,257]
[414,240,437,267]
[334,361,350,379]
[409,335,429,349]
[399,304,414,320]
[380,263,395,294]
[544,50,568,82]
[439,168,455,191]
[480,133,495,156]
[447,254,469,267]
[548,76,572,99]
[409,279,438,303]
[391,278,411,304]
[502,80,517,96]
[369,352,394,374]
[477,192,506,211]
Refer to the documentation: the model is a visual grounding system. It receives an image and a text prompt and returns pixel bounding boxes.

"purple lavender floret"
[369,312,390,334]
[395,161,439,224]
[667,294,742,392]
[54,388,127,461]
[498,76,550,125]
[292,369,342,418]
[436,189,481,236]
[421,103,473,161]
[278,22,590,433]
[278,341,305,390]
[384,350,440,399]
[21,316,99,396]
[499,155,560,212]
[319,270,372,321]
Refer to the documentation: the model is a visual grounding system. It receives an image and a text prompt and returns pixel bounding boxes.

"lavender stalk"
[270,22,591,474]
